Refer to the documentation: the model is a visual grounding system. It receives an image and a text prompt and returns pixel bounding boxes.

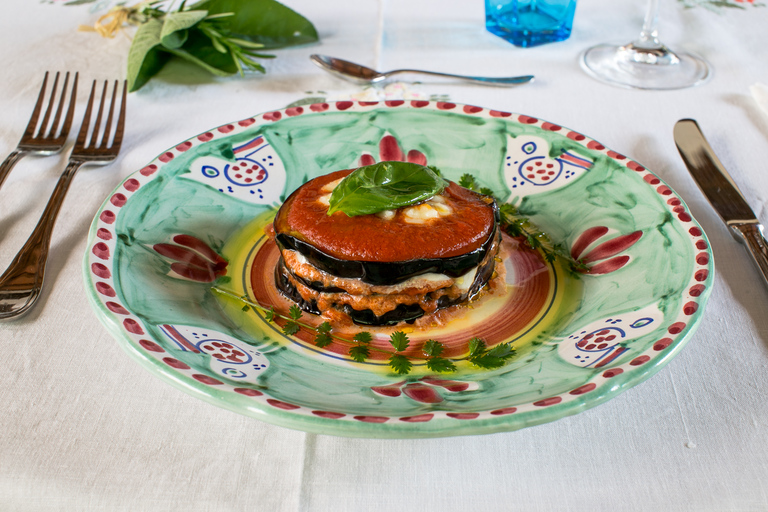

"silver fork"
[0,79,127,319]
[0,72,78,191]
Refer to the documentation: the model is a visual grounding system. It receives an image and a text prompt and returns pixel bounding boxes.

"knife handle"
[730,223,768,287]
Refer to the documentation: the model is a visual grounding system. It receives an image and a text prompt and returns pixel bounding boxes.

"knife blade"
[673,118,768,288]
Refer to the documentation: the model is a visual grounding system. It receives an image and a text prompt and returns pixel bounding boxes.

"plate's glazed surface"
[84,101,714,438]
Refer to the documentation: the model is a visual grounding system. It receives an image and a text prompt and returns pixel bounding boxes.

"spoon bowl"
[310,54,534,87]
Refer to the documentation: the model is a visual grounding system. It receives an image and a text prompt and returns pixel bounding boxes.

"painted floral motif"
[372,377,479,404]
[359,134,427,167]
[570,226,643,275]
[152,234,227,282]
[186,134,286,205]
[159,324,270,384]
[504,135,593,194]
[558,304,662,368]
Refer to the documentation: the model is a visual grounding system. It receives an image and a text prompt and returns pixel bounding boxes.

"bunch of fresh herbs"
[71,0,318,91]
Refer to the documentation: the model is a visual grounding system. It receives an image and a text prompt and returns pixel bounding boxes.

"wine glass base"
[580,43,711,90]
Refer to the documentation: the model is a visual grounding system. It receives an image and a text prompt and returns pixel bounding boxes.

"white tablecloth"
[2,0,768,510]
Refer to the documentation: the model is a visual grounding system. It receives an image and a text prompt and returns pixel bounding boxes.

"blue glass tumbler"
[485,0,577,48]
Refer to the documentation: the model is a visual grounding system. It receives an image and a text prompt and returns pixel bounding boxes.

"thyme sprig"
[458,173,588,271]
[211,286,515,375]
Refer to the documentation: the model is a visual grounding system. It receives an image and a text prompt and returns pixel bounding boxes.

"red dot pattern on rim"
[91,262,110,279]
[140,164,158,175]
[267,399,299,410]
[87,100,713,426]
[235,387,263,397]
[124,178,140,192]
[163,357,190,370]
[534,397,562,407]
[99,211,115,224]
[110,193,127,207]
[400,414,434,423]
[95,282,115,297]
[447,413,480,420]
[191,374,222,385]
[313,411,346,419]
[354,416,389,423]
[123,319,144,335]
[140,339,164,353]
[570,383,597,395]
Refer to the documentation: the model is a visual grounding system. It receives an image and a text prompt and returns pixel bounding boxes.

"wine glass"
[580,0,710,90]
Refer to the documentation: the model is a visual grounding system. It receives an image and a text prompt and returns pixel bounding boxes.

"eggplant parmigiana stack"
[272,169,501,326]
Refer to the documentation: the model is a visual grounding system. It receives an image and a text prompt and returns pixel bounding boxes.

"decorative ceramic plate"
[84,101,714,438]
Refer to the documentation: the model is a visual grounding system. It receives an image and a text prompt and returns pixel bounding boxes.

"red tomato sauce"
[274,170,496,262]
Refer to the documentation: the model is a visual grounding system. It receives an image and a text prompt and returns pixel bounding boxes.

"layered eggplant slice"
[272,169,501,326]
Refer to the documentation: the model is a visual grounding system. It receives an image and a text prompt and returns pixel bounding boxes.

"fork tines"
[25,71,78,143]
[74,79,127,157]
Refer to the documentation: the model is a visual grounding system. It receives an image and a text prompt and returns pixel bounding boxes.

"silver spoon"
[310,54,534,87]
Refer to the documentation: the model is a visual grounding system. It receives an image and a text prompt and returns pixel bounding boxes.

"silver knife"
[673,118,768,287]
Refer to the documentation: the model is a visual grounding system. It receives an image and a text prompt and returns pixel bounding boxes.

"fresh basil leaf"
[161,10,209,49]
[327,162,448,217]
[127,18,171,92]
[189,0,318,48]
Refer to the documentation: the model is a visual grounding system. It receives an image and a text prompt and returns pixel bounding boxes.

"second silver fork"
[0,72,78,190]
[0,79,127,319]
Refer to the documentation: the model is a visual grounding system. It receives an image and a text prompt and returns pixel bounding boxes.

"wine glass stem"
[637,0,661,49]
[618,0,679,66]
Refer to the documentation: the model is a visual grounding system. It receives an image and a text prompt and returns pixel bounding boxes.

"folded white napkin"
[750,83,768,117]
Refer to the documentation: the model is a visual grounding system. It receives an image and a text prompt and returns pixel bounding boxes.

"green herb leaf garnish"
[327,162,448,217]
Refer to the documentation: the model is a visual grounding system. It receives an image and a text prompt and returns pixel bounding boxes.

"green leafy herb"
[282,321,300,336]
[388,354,413,375]
[353,332,372,344]
[427,357,457,373]
[288,304,303,320]
[77,0,318,92]
[327,162,448,217]
[211,287,517,376]
[388,331,411,352]
[349,345,371,363]
[459,174,588,271]
[422,339,444,358]
[314,332,333,348]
